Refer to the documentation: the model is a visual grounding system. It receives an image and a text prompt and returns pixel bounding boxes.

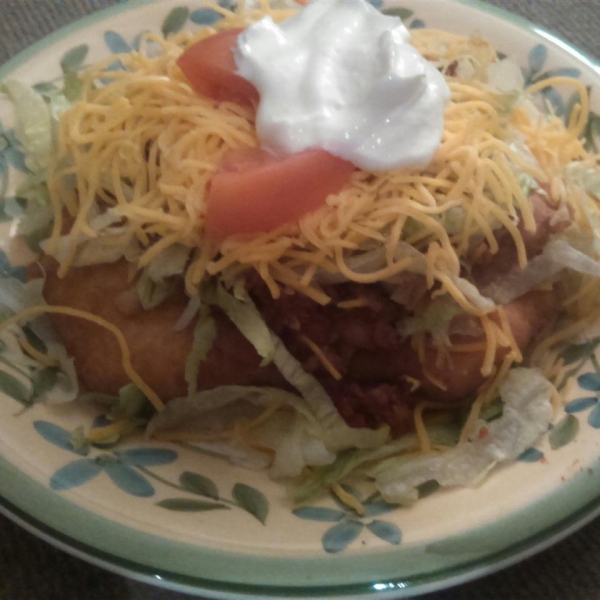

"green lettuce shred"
[290,423,461,503]
[136,244,190,310]
[211,284,275,365]
[1,80,73,249]
[3,81,53,172]
[369,368,553,505]
[184,307,217,397]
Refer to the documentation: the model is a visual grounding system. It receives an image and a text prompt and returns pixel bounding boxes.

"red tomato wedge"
[206,148,355,240]
[177,29,259,105]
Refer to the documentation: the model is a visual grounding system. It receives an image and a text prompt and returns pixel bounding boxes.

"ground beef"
[248,276,408,380]
[327,382,417,437]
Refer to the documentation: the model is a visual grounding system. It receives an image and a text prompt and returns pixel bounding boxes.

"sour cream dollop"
[234,0,450,172]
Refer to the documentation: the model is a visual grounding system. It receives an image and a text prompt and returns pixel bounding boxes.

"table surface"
[1,1,600,599]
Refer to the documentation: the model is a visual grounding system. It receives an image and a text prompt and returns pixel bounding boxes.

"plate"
[0,0,599,598]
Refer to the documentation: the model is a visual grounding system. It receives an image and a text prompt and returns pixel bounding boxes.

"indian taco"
[2,0,600,506]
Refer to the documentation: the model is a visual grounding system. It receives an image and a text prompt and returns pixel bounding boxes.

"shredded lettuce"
[28,320,78,405]
[1,80,79,251]
[3,81,53,172]
[316,242,496,313]
[145,244,190,281]
[135,245,191,310]
[484,237,600,304]
[185,307,217,397]
[14,172,54,250]
[211,284,275,365]
[147,385,330,475]
[110,383,148,421]
[290,423,461,503]
[487,59,525,94]
[398,297,464,340]
[567,161,600,198]
[486,59,524,115]
[148,386,304,434]
[0,275,78,404]
[41,207,136,269]
[175,295,201,331]
[268,412,336,478]
[369,368,553,505]
[442,206,467,236]
[147,383,386,478]
[448,274,495,312]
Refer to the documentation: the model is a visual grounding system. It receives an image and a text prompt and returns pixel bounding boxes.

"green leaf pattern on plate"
[180,470,220,499]
[157,498,230,512]
[232,482,269,524]
[549,414,580,450]
[161,7,191,37]
[60,44,89,72]
[34,427,272,520]
[0,370,30,405]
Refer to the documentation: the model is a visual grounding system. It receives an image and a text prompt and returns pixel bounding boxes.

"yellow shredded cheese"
[331,482,366,516]
[17,335,59,368]
[45,10,595,322]
[0,305,165,412]
[414,402,433,454]
[299,335,343,380]
[88,419,132,442]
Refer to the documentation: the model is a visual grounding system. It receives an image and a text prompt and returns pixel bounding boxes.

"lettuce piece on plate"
[483,237,600,304]
[0,274,78,404]
[147,385,333,475]
[184,307,217,397]
[369,368,554,505]
[41,207,139,269]
[2,81,53,173]
[1,81,74,249]
[212,284,275,365]
[134,244,191,310]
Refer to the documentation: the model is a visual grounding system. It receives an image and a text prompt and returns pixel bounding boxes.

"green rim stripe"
[457,0,599,68]
[0,0,150,80]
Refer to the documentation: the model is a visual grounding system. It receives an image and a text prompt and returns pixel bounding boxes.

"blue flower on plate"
[34,420,178,497]
[566,371,600,429]
[522,43,584,118]
[190,7,223,26]
[518,447,544,463]
[0,249,26,282]
[0,124,28,175]
[293,485,402,553]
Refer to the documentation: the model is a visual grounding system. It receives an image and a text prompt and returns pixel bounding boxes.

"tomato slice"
[206,148,355,240]
[177,29,259,105]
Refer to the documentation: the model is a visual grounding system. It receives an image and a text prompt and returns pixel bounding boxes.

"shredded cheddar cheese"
[46,5,595,325]
[0,305,165,412]
[299,334,343,380]
[17,334,59,368]
[331,482,366,515]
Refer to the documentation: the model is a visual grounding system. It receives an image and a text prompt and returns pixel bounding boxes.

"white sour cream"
[234,0,450,172]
